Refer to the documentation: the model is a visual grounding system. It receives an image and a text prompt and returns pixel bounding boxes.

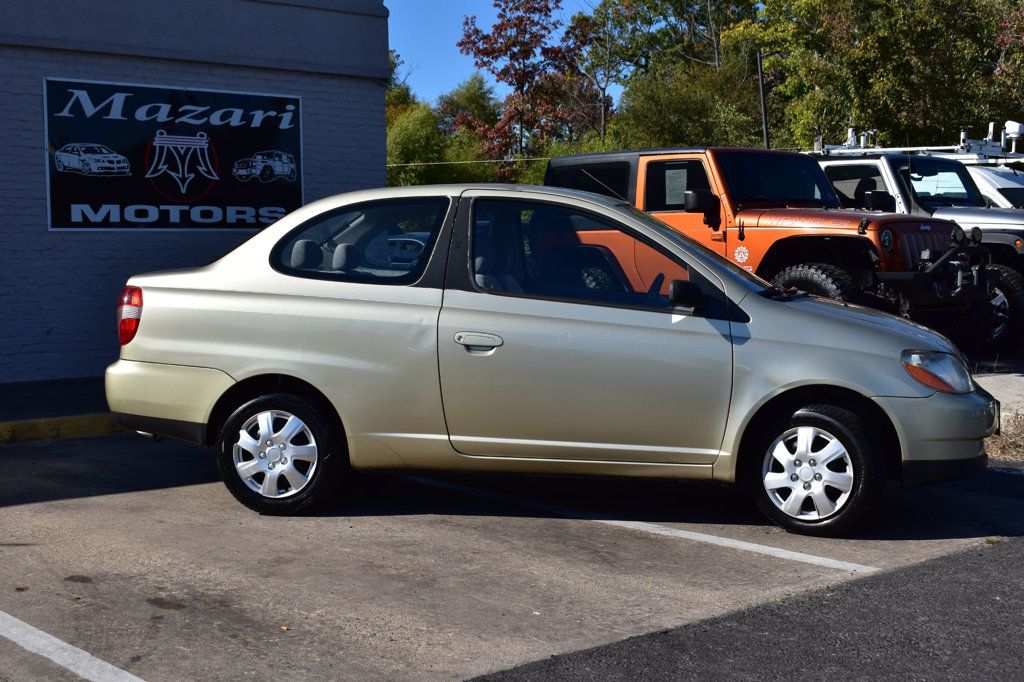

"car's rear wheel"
[216,393,347,514]
[752,404,882,536]
[55,156,65,170]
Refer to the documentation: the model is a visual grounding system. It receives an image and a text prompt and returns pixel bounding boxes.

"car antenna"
[580,168,628,202]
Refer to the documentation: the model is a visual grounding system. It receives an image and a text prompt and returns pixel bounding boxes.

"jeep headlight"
[901,350,973,394]
[880,229,895,252]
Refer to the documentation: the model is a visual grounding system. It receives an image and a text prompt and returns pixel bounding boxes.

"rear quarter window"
[546,162,631,201]
[272,197,450,284]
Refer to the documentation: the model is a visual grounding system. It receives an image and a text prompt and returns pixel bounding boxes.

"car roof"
[299,183,631,215]
[547,147,807,166]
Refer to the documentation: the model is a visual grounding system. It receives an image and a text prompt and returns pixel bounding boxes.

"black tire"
[259,166,275,182]
[772,263,862,302]
[216,393,347,514]
[983,264,1024,354]
[750,404,883,536]
[287,169,297,182]
[55,157,65,171]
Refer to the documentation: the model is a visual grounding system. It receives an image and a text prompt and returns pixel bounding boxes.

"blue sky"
[383,0,611,105]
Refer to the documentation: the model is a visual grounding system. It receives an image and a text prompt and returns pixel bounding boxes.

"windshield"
[901,157,985,208]
[714,150,841,209]
[998,187,1024,208]
[618,203,771,292]
[80,145,112,155]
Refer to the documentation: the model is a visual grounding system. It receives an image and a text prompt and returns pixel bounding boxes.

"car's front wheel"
[752,404,883,536]
[216,393,347,514]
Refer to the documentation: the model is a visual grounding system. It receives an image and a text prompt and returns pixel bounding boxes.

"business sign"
[44,78,303,230]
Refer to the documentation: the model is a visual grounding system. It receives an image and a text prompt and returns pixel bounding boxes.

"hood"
[739,207,953,231]
[779,294,959,355]
[933,206,1024,228]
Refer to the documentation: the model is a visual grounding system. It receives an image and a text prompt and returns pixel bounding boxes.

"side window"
[546,162,631,200]
[644,160,711,211]
[471,198,691,310]
[824,164,885,209]
[275,197,448,283]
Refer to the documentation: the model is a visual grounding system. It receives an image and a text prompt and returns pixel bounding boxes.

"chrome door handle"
[453,332,503,350]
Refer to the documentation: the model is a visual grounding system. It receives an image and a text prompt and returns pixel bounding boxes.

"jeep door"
[437,190,734,465]
[637,154,728,256]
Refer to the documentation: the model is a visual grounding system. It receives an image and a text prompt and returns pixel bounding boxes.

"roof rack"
[813,122,1024,164]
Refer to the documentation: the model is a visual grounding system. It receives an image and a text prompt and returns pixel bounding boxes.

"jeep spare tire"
[772,263,861,303]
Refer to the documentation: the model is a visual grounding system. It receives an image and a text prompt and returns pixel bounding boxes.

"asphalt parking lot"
[2,425,1023,680]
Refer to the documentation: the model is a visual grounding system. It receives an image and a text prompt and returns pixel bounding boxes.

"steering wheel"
[642,273,666,307]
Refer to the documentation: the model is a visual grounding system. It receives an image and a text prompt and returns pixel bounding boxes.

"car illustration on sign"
[233,150,297,183]
[53,143,130,175]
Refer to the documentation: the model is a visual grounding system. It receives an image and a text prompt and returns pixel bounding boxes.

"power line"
[386,157,551,167]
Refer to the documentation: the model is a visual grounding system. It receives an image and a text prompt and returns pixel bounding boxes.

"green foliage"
[610,57,763,148]
[386,104,446,186]
[728,0,1019,148]
[436,73,500,132]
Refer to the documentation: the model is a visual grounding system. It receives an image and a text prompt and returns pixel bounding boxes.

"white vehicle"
[233,150,296,183]
[967,165,1024,209]
[54,143,130,175]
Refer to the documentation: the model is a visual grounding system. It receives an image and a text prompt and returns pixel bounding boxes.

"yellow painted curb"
[0,414,126,444]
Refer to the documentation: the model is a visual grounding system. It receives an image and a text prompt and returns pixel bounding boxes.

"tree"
[995,2,1024,113]
[728,0,1019,148]
[386,50,416,127]
[610,56,762,148]
[584,0,759,77]
[556,7,633,138]
[436,73,501,134]
[458,0,565,156]
[386,104,445,186]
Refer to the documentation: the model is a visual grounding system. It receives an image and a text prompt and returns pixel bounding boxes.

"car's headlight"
[901,350,973,394]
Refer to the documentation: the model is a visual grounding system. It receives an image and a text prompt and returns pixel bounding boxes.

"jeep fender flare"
[755,235,878,281]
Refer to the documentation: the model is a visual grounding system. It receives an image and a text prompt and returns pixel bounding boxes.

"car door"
[437,191,734,465]
[637,155,728,256]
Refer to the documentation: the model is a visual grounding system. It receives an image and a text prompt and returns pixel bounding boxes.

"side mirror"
[668,279,702,310]
[864,190,896,212]
[684,189,722,229]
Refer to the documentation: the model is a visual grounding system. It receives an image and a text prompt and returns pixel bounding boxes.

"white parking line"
[405,475,878,574]
[0,610,144,682]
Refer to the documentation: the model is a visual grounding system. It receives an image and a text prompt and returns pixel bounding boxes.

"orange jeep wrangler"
[545,147,1019,351]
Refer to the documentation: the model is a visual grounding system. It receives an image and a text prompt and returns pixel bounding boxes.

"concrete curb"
[0,414,126,444]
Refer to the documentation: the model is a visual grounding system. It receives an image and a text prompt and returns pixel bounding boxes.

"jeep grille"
[896,227,950,269]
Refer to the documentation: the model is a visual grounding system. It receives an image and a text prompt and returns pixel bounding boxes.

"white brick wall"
[0,45,385,382]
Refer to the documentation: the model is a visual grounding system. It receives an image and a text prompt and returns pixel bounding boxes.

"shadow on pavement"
[2,433,1022,542]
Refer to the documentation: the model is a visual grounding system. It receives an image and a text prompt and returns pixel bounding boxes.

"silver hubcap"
[990,286,1009,341]
[762,426,854,521]
[233,410,318,499]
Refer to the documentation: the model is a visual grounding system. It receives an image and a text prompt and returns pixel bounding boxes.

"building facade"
[0,0,388,383]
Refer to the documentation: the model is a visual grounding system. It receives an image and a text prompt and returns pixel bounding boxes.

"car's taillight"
[117,286,142,345]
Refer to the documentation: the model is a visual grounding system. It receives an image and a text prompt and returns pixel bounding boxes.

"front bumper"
[873,385,999,487]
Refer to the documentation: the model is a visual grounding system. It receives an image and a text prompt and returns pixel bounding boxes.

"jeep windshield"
[899,157,986,209]
[714,151,841,209]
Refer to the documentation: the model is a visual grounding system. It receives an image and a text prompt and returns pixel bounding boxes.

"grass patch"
[986,410,1024,462]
